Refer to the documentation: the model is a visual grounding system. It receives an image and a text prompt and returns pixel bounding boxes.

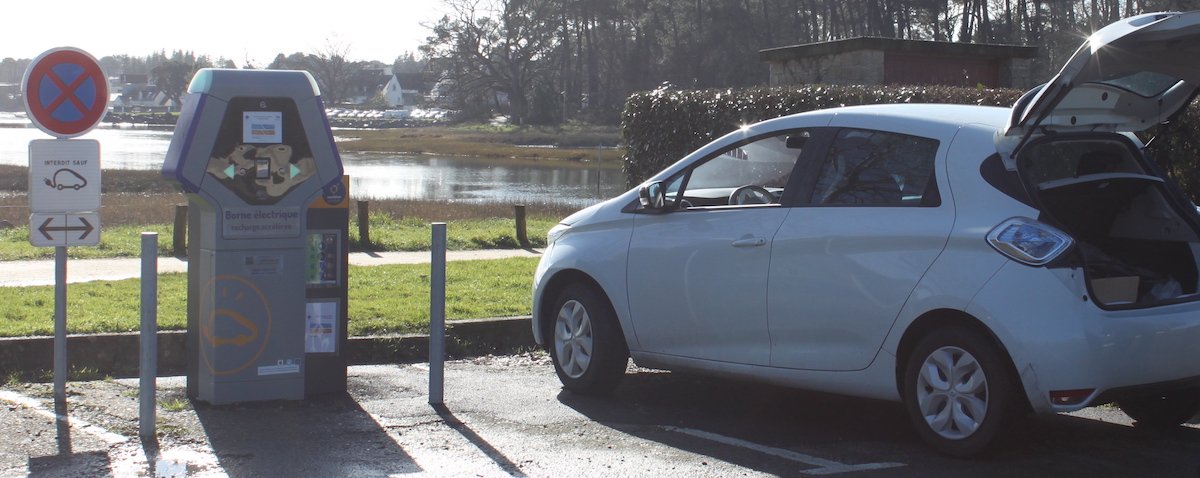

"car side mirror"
[639,181,666,211]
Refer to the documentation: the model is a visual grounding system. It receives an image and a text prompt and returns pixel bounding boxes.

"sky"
[1,0,447,66]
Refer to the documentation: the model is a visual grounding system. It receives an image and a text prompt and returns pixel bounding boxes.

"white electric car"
[532,12,1200,456]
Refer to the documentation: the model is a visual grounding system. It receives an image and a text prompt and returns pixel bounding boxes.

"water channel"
[0,113,628,208]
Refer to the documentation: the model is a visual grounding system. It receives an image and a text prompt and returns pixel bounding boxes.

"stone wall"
[0,317,537,380]
[769,50,884,86]
[1001,58,1035,90]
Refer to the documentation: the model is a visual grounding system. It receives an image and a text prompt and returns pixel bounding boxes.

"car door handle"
[731,237,767,248]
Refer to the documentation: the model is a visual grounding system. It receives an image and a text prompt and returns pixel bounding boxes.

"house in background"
[760,37,1038,89]
[345,68,429,108]
[393,72,427,107]
[109,73,173,112]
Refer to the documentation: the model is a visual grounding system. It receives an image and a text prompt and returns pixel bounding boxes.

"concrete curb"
[0,316,536,379]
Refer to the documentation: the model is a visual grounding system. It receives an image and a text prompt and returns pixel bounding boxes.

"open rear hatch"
[999,12,1200,308]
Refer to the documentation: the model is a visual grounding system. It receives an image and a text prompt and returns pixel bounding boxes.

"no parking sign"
[22,47,109,138]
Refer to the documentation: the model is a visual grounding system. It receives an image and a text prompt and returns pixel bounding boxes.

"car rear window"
[810,129,940,207]
[1098,72,1181,98]
[1019,138,1144,186]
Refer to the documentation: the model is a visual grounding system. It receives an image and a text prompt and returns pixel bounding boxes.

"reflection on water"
[344,154,624,206]
[0,121,174,170]
[0,114,627,208]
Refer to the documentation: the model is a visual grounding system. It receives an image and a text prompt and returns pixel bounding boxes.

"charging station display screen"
[204,97,316,205]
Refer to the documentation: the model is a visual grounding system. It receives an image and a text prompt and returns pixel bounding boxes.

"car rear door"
[767,117,957,371]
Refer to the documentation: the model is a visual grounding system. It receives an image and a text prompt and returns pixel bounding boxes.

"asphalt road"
[2,353,1199,477]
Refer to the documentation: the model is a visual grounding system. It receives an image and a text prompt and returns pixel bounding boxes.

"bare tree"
[150,51,213,111]
[303,42,357,104]
[424,0,561,122]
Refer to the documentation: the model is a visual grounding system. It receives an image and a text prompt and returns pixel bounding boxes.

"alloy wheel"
[554,299,593,379]
[916,346,989,440]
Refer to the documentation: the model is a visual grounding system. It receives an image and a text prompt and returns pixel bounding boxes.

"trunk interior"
[1021,137,1200,308]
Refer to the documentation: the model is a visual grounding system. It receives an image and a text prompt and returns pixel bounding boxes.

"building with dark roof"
[760,37,1039,89]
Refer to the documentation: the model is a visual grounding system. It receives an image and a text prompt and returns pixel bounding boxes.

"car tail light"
[987,217,1074,266]
[1050,389,1094,406]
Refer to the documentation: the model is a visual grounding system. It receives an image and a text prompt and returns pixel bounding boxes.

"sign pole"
[53,246,67,404]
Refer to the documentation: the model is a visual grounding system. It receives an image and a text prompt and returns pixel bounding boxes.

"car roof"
[671,103,1011,179]
[801,103,1010,130]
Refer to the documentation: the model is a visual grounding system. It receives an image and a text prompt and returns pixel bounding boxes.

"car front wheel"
[548,283,628,395]
[903,327,1018,457]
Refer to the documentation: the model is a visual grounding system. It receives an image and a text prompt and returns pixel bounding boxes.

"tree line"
[0,49,425,113]
[5,1,1200,122]
[422,0,1200,124]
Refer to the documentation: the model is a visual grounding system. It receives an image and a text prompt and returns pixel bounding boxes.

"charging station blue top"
[162,69,343,204]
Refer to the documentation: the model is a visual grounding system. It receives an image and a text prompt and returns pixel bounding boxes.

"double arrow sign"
[35,215,96,242]
[30,213,99,247]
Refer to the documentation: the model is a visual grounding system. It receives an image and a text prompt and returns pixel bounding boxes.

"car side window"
[810,129,940,207]
[672,130,808,208]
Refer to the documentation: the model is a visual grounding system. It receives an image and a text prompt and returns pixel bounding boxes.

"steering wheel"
[729,185,775,205]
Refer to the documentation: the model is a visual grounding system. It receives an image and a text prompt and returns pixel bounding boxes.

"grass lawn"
[0,257,539,338]
[0,217,559,260]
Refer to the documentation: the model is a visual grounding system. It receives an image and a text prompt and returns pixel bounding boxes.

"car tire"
[548,283,628,395]
[1119,390,1200,428]
[903,327,1018,457]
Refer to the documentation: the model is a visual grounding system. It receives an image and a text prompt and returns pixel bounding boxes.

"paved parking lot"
[2,353,1199,477]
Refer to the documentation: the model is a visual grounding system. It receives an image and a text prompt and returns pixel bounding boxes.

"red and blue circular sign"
[22,47,109,138]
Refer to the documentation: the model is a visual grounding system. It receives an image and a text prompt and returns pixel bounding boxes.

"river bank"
[89,112,625,161]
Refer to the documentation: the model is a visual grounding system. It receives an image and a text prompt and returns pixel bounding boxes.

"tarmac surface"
[3,354,1200,478]
[0,249,542,287]
[4,251,1200,476]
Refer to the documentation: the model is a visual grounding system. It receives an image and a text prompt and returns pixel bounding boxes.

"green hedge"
[620,83,1200,203]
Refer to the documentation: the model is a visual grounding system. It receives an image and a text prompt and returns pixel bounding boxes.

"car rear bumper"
[967,262,1200,413]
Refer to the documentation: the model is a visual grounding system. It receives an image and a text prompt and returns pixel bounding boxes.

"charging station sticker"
[243,111,282,143]
[306,301,338,353]
[244,254,284,276]
[258,358,300,376]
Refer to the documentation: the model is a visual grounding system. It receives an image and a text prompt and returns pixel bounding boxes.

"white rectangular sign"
[29,139,101,213]
[29,213,100,247]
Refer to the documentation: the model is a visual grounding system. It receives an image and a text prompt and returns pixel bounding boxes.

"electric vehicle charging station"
[163,69,347,405]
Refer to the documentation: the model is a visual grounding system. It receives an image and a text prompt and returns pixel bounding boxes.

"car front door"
[626,129,813,365]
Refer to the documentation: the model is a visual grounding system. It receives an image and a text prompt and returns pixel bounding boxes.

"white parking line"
[0,390,127,445]
[1,388,223,477]
[661,426,905,475]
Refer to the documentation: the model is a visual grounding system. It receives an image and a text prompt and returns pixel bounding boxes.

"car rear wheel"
[903,327,1018,457]
[1119,390,1200,428]
[549,283,628,395]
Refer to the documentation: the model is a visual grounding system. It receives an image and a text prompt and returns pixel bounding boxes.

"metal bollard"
[429,223,447,405]
[140,232,158,440]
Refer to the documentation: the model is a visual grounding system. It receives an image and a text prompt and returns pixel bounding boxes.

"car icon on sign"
[44,169,87,190]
